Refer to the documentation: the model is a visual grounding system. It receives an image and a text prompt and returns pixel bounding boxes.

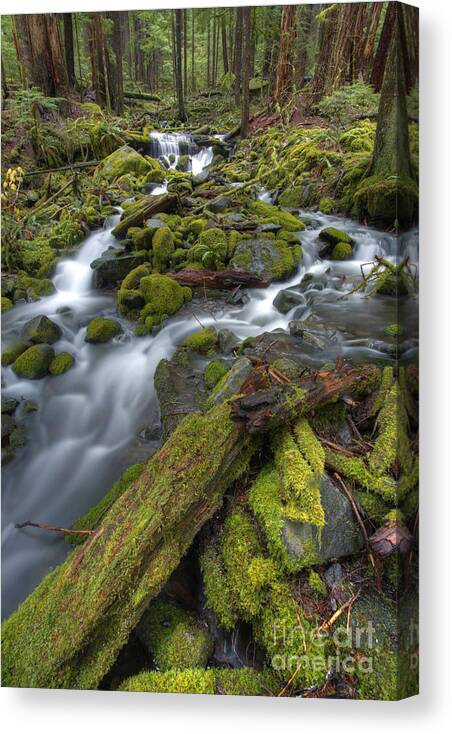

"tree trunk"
[112,194,178,239]
[240,7,251,139]
[362,2,383,76]
[295,4,313,86]
[63,14,76,87]
[16,14,68,98]
[183,9,188,97]
[275,5,297,106]
[1,362,375,690]
[174,10,186,121]
[110,12,124,115]
[221,12,229,74]
[370,2,397,91]
[233,7,243,105]
[11,15,33,88]
[191,10,196,93]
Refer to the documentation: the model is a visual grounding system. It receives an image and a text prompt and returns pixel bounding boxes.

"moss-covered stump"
[22,314,62,345]
[12,344,55,379]
[136,600,213,670]
[85,317,123,344]
[118,667,279,695]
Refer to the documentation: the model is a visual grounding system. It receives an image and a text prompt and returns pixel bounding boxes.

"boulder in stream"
[230,237,300,281]
[91,251,148,289]
[85,317,122,344]
[12,344,55,379]
[98,145,155,181]
[22,315,62,345]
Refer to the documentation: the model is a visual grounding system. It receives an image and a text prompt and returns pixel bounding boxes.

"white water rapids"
[1,133,418,618]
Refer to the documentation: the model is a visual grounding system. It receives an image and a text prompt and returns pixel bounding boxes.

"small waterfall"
[149,131,197,169]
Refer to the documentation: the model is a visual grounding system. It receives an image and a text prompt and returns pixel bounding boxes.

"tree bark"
[110,12,124,115]
[1,361,376,690]
[112,194,178,239]
[275,4,297,106]
[221,12,229,74]
[370,2,397,91]
[233,7,243,105]
[174,9,186,121]
[16,14,68,98]
[63,14,76,87]
[240,7,251,139]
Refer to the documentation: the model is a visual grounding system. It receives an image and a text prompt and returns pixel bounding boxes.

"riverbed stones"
[85,317,122,344]
[318,227,354,258]
[22,315,62,345]
[282,474,364,566]
[208,357,253,406]
[273,288,305,314]
[91,251,147,289]
[12,344,55,379]
[230,237,300,281]
[49,352,75,375]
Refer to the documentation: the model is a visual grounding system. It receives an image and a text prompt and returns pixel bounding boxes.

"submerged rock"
[273,288,305,314]
[22,315,62,345]
[282,473,364,565]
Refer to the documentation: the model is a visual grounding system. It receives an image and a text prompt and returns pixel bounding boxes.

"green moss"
[319,227,354,245]
[214,668,279,696]
[186,218,207,235]
[308,570,327,597]
[200,546,238,630]
[139,274,191,324]
[331,242,353,260]
[221,510,266,620]
[85,317,122,344]
[99,145,154,181]
[15,274,56,300]
[1,297,13,312]
[120,264,150,291]
[48,220,84,249]
[369,382,412,479]
[385,323,401,337]
[324,448,397,502]
[117,288,145,314]
[248,200,305,232]
[119,669,215,695]
[136,600,213,670]
[318,197,335,214]
[270,357,300,381]
[353,174,418,229]
[152,227,175,272]
[65,463,144,544]
[126,227,154,250]
[204,358,229,389]
[9,426,27,449]
[2,341,31,367]
[12,344,54,379]
[278,230,300,245]
[22,315,62,345]
[278,186,303,208]
[181,327,217,354]
[49,352,74,375]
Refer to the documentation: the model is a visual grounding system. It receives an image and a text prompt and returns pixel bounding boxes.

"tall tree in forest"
[90,13,111,112]
[12,14,68,98]
[233,7,243,105]
[295,4,313,86]
[221,11,229,75]
[63,14,76,87]
[109,12,124,114]
[240,7,251,139]
[174,9,186,121]
[362,2,383,76]
[370,3,417,93]
[191,10,196,92]
[275,4,297,106]
[355,15,417,228]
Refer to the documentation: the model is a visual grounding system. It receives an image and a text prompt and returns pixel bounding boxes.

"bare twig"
[15,521,96,535]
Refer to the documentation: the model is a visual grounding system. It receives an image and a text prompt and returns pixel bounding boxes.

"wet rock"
[230,237,299,280]
[282,474,364,565]
[217,328,240,354]
[85,317,122,344]
[12,344,55,379]
[208,357,253,405]
[2,414,15,440]
[273,288,305,314]
[206,195,231,213]
[22,315,62,345]
[91,251,147,289]
[154,351,209,439]
[9,426,27,448]
[192,169,210,186]
[1,397,19,415]
[23,400,39,414]
[98,145,154,181]
[318,227,354,258]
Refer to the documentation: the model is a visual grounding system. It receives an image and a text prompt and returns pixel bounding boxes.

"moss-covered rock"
[15,274,56,301]
[203,358,229,390]
[278,186,304,209]
[1,297,13,312]
[22,314,62,345]
[353,174,418,229]
[49,352,74,375]
[248,200,305,232]
[319,227,354,246]
[152,227,175,272]
[230,237,301,281]
[331,242,353,260]
[181,327,217,354]
[1,340,32,367]
[85,317,122,344]
[138,274,192,327]
[136,600,213,670]
[98,145,154,181]
[12,344,55,379]
[119,669,215,695]
[126,227,154,250]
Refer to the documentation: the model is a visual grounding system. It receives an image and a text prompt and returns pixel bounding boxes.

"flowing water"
[1,134,418,619]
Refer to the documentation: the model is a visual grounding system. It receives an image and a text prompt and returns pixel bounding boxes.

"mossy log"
[123,90,161,102]
[112,194,177,239]
[2,361,375,690]
[168,268,270,290]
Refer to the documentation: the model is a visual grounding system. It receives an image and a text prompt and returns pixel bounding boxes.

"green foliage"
[318,82,379,127]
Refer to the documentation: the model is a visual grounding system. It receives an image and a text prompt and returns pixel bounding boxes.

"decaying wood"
[369,522,413,558]
[123,89,161,102]
[168,268,269,290]
[1,360,376,690]
[231,362,380,433]
[112,193,177,238]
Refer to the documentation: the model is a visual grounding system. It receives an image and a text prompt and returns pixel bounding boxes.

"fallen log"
[168,268,269,290]
[124,90,161,102]
[1,361,376,690]
[112,193,177,239]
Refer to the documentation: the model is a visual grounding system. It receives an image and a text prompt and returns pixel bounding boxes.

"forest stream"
[1,131,418,619]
